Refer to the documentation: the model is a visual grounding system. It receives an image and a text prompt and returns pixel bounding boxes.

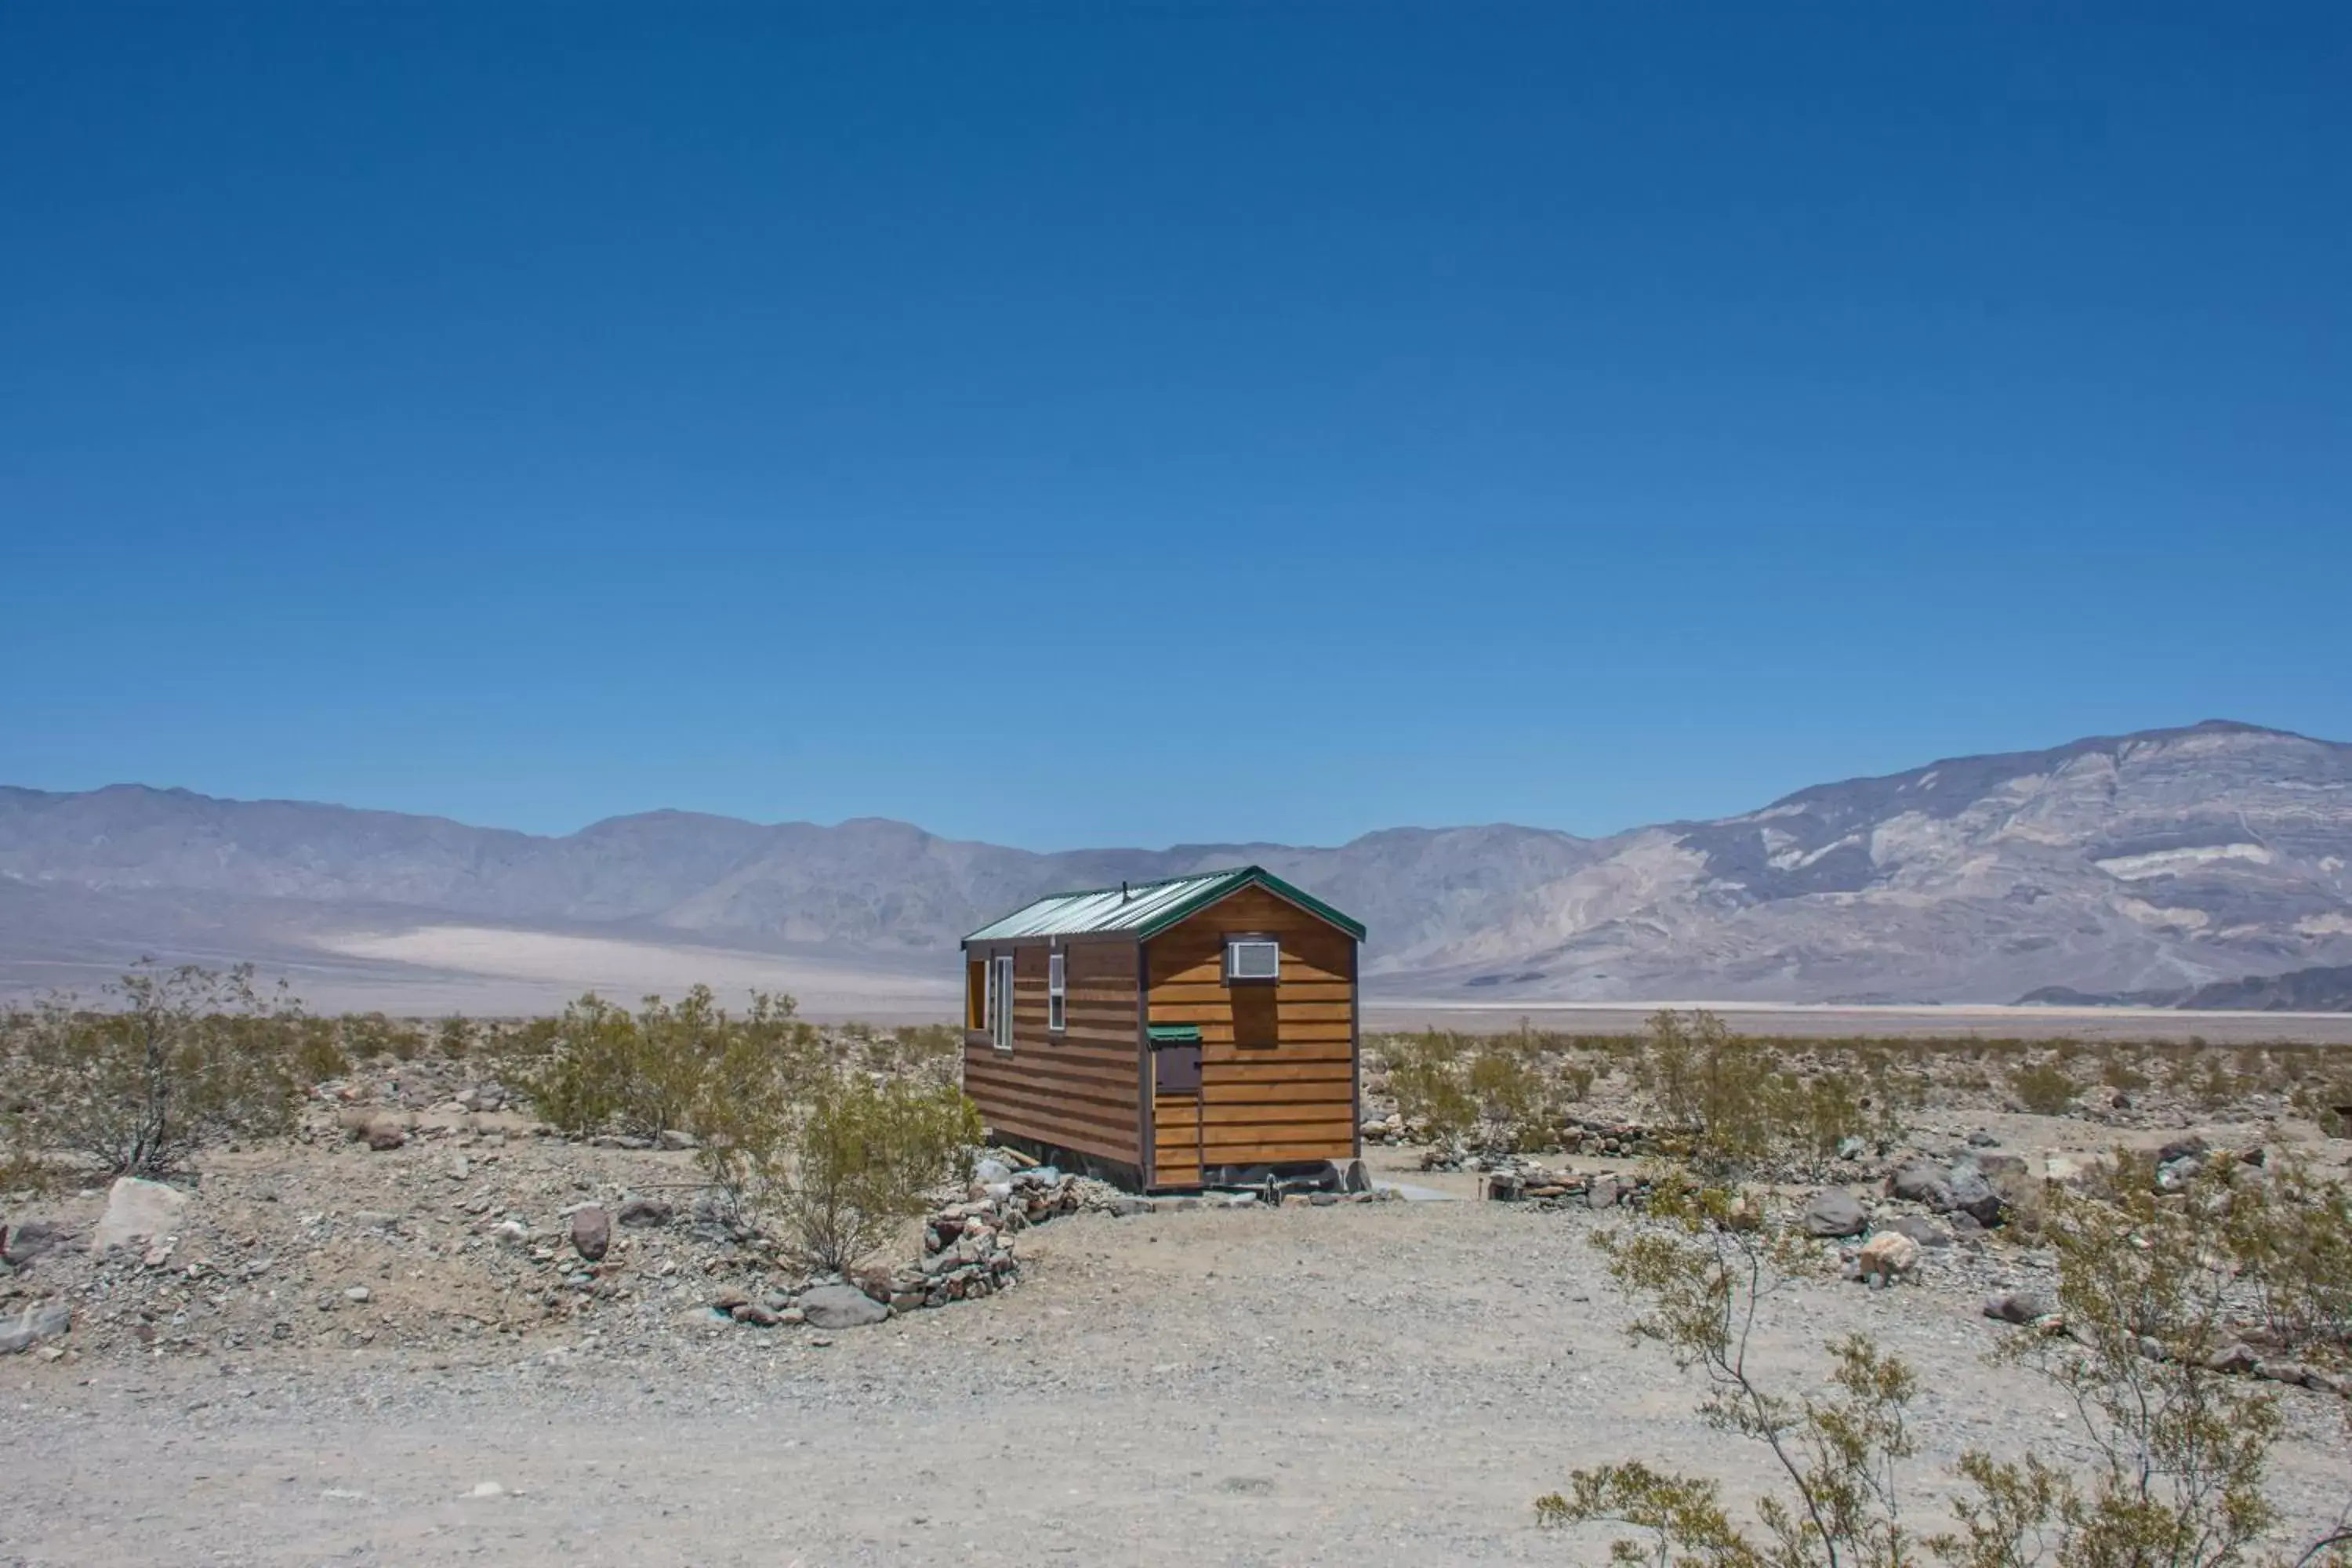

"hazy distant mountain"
[5,720,2350,1007]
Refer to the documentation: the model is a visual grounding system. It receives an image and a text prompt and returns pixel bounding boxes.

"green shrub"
[761,1070,983,1272]
[2010,1061,2077,1116]
[9,963,306,1178]
[518,985,814,1143]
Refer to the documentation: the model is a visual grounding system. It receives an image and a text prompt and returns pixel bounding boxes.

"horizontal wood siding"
[1145,884,1359,1175]
[962,939,1142,1167]
[1152,1094,1201,1187]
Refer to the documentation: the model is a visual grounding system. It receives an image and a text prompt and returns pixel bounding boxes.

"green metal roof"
[962,865,1367,945]
[1146,1023,1203,1044]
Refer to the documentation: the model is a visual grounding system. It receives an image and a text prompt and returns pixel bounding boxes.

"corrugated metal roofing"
[962,865,1367,944]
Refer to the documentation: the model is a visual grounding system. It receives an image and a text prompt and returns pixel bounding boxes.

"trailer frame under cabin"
[960,866,1367,1191]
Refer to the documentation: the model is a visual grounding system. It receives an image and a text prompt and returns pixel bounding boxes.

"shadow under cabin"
[959,866,1367,1192]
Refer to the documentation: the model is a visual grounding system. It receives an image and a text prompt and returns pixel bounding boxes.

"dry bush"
[753,1069,983,1272]
[338,1011,426,1062]
[1382,1032,1478,1144]
[2010,1060,2078,1116]
[5,962,308,1178]
[518,985,818,1143]
[1542,1163,2351,1568]
[1638,1011,1896,1178]
[2219,1151,2352,1366]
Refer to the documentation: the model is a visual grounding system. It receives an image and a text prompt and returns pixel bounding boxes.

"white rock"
[91,1176,191,1254]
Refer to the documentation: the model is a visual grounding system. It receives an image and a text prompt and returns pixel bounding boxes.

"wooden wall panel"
[1144,884,1359,1181]
[961,938,1142,1167]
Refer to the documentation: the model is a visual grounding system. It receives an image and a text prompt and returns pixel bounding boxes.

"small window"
[1225,938,1280,983]
[990,955,1014,1051]
[1047,949,1066,1033]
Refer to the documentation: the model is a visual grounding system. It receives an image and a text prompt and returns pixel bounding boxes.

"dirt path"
[5,1187,2346,1567]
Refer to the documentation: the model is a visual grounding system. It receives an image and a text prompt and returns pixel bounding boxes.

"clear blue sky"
[4,5,2347,851]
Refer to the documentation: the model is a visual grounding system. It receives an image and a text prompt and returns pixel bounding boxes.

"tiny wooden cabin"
[960,866,1366,1191]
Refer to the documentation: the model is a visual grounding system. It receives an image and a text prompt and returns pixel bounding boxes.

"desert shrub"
[1542,1163,2348,1568]
[1941,1158,2295,1568]
[2011,1060,2077,1116]
[1538,1175,1922,1566]
[8,963,307,1178]
[285,1017,350,1084]
[1636,1011,1885,1178]
[339,1011,426,1062]
[519,986,815,1142]
[854,1022,962,1085]
[2219,1151,2352,1364]
[2096,1050,2150,1095]
[1384,1032,1476,1144]
[435,1014,475,1060]
[760,1069,983,1272]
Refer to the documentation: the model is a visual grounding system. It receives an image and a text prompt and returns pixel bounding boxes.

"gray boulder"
[0,1301,71,1355]
[1586,1175,1621,1211]
[1982,1290,2052,1324]
[799,1283,889,1329]
[2,1219,70,1266]
[1878,1214,1951,1248]
[1801,1189,1869,1239]
[570,1206,611,1261]
[91,1177,190,1254]
[1887,1160,1953,1211]
[615,1197,672,1228]
[1947,1163,2005,1225]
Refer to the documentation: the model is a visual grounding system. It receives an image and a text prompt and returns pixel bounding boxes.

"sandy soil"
[5,1140,2347,1568]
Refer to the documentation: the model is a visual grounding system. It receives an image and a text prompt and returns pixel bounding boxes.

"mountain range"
[4,719,2350,1013]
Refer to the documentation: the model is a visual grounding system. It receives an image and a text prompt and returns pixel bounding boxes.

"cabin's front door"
[1151,1029,1204,1188]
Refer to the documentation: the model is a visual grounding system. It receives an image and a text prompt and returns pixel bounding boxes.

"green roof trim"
[1146,1024,1203,1044]
[962,864,1368,945]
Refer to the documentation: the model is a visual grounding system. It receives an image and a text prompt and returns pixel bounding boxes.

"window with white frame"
[1047,949,1066,1032]
[1225,938,1280,982]
[990,954,1014,1051]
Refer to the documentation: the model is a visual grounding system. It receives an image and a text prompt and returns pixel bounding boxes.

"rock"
[2256,1359,2312,1388]
[615,1197,672,1229]
[1966,1130,1999,1147]
[1973,1152,2028,1184]
[657,1129,699,1151]
[971,1158,1014,1187]
[1888,1160,1953,1211]
[1801,1189,1869,1239]
[1106,1197,1152,1218]
[799,1283,888,1329]
[2157,1134,2209,1164]
[343,1286,372,1304]
[1586,1176,1621,1211]
[570,1207,612,1261]
[2,1219,69,1265]
[1835,1135,1868,1162]
[91,1176,190,1254]
[2206,1341,2259,1375]
[365,1120,408,1151]
[0,1301,71,1355]
[1946,1163,2004,1225]
[712,1287,750,1312]
[1328,1158,1373,1193]
[1983,1290,2051,1325]
[1880,1214,1951,1248]
[730,1302,781,1327]
[1857,1231,1922,1279]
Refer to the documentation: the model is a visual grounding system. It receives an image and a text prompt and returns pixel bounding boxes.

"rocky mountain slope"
[4,720,2350,1005]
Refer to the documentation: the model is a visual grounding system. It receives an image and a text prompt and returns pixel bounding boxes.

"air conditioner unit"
[1225,938,1280,982]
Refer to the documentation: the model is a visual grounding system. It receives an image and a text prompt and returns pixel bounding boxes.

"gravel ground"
[5,1147,2347,1568]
